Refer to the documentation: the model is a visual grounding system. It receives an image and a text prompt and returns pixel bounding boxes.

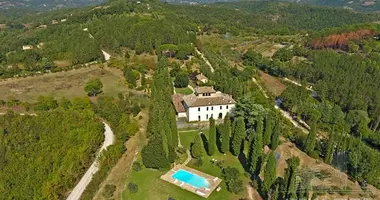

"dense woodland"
[1,0,379,79]
[0,109,104,199]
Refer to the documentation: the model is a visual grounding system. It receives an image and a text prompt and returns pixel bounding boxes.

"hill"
[0,0,106,10]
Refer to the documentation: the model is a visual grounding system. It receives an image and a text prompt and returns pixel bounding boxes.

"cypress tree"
[284,157,300,200]
[231,117,245,156]
[270,119,281,150]
[256,117,264,140]
[304,122,317,154]
[248,128,263,174]
[142,134,170,169]
[263,152,277,193]
[263,113,274,146]
[208,117,217,156]
[221,113,231,153]
[191,134,205,158]
[324,126,335,164]
[169,108,179,147]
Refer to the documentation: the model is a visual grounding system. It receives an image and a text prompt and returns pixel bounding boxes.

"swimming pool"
[172,169,209,188]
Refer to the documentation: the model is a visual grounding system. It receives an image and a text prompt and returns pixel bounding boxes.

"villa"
[172,86,236,122]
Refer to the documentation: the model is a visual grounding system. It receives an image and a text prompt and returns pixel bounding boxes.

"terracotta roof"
[196,74,208,81]
[172,94,186,113]
[195,86,216,94]
[183,93,236,107]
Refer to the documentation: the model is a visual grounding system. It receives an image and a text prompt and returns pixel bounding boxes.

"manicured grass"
[175,87,193,95]
[123,130,249,199]
[123,167,245,200]
[179,130,209,150]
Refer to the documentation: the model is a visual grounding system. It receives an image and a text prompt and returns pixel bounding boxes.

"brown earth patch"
[258,71,287,96]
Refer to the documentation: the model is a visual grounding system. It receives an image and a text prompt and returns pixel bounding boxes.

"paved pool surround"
[160,165,222,198]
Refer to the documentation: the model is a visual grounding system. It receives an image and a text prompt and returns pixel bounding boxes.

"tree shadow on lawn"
[200,133,209,154]
[238,151,249,173]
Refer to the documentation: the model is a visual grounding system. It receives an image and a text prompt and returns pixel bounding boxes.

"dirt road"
[66,122,115,200]
[195,47,215,73]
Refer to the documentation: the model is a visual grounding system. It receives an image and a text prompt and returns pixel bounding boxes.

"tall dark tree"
[221,113,231,153]
[284,156,300,200]
[263,113,274,146]
[208,117,217,156]
[304,122,317,155]
[270,119,281,150]
[248,127,263,175]
[324,126,336,164]
[142,134,170,169]
[263,151,277,193]
[191,134,205,159]
[231,117,245,156]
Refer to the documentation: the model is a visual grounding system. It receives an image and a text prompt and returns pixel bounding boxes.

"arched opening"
[218,113,223,119]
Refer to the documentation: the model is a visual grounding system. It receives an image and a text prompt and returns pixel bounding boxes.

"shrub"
[103,184,116,198]
[128,182,138,194]
[132,162,142,172]
[174,72,189,88]
[309,150,319,159]
[176,147,187,154]
[195,158,204,167]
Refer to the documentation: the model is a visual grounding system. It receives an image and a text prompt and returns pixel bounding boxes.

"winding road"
[66,122,115,200]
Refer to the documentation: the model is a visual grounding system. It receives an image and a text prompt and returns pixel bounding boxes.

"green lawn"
[123,130,249,199]
[175,87,193,95]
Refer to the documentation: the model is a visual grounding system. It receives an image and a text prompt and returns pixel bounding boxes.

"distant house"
[196,73,208,84]
[172,86,235,122]
[52,20,58,24]
[38,24,47,28]
[61,19,67,22]
[22,45,33,50]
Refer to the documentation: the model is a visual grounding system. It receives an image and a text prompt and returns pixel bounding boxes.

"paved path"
[66,122,115,200]
[195,47,215,73]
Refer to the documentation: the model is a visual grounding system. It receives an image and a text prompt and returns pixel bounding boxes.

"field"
[257,71,287,96]
[0,65,128,102]
[175,87,193,95]
[122,130,249,200]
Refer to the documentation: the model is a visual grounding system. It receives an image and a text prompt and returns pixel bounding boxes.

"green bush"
[132,162,143,172]
[128,182,139,193]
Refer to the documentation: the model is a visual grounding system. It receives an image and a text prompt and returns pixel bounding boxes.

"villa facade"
[172,86,235,122]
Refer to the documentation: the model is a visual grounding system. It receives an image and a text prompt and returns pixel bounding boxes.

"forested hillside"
[0,0,106,10]
[0,110,104,199]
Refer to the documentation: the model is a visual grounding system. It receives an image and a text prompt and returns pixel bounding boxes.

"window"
[226,105,229,109]
[198,108,200,111]
[206,114,209,119]
[198,116,201,121]
[220,106,222,110]
[211,106,214,111]
[207,107,209,111]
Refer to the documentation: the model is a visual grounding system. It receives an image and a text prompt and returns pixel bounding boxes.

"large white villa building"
[172,86,236,122]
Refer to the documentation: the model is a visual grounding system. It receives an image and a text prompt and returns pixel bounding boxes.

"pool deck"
[160,165,222,198]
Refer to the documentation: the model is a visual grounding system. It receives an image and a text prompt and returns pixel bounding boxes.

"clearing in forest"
[0,65,128,102]
[258,71,287,96]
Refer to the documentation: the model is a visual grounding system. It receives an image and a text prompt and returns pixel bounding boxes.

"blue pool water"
[172,169,209,188]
